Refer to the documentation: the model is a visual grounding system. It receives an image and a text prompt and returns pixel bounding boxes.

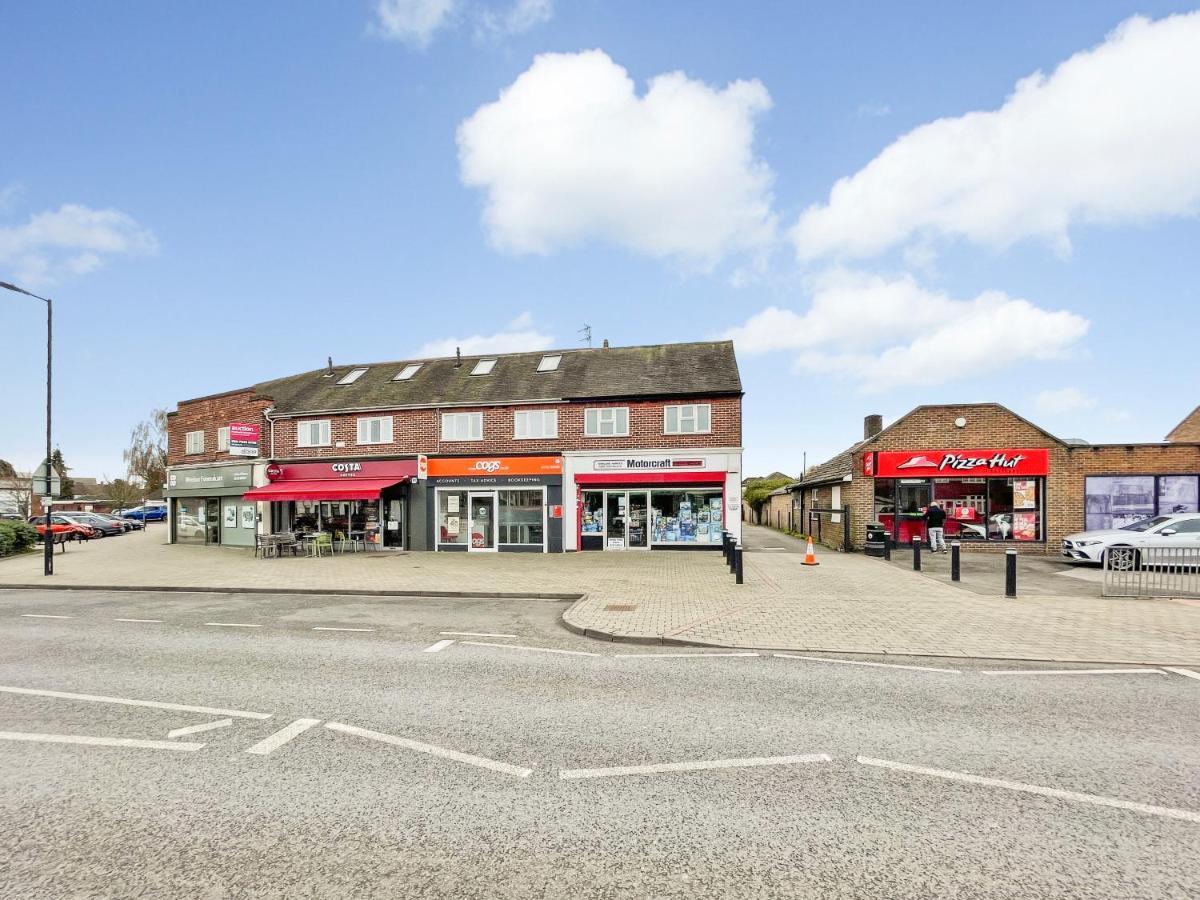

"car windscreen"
[1120,516,1172,532]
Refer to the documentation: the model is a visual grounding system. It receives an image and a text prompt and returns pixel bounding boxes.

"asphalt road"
[1,588,1198,899]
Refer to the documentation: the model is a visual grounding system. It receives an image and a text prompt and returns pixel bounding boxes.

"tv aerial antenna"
[579,324,592,348]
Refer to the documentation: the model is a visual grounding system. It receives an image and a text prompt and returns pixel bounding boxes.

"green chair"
[311,531,333,558]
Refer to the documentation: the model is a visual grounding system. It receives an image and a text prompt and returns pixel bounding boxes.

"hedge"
[0,521,39,557]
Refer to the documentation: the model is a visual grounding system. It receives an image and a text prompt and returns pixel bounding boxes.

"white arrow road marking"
[167,719,233,739]
[560,754,832,780]
[980,668,1164,677]
[114,618,164,623]
[1163,667,1200,681]
[460,641,600,657]
[439,631,517,639]
[313,627,376,633]
[243,719,322,755]
[617,651,760,659]
[423,639,456,653]
[0,731,204,752]
[204,622,261,628]
[324,722,533,778]
[856,756,1200,824]
[0,685,272,720]
[774,653,961,674]
[20,614,74,619]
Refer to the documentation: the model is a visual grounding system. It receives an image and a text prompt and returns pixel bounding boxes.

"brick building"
[797,403,1200,555]
[165,341,743,553]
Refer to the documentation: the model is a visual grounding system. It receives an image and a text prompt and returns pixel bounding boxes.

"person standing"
[925,502,947,552]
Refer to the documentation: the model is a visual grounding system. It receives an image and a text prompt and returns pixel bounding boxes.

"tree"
[104,478,144,511]
[742,473,795,512]
[0,459,15,478]
[124,409,168,493]
[50,448,75,499]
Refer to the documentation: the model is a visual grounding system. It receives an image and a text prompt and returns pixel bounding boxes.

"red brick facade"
[166,389,271,466]
[1167,406,1200,442]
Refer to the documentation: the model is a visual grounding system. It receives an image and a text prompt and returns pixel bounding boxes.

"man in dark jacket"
[925,502,947,552]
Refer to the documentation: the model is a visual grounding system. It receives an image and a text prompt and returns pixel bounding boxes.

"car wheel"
[1106,546,1140,572]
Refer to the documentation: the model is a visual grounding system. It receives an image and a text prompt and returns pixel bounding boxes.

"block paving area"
[2,525,1199,664]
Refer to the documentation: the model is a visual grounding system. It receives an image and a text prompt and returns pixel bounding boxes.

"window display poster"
[1085,476,1155,531]
[1013,480,1037,509]
[446,516,460,536]
[1158,476,1199,515]
[447,495,460,513]
[240,505,255,529]
[223,505,237,528]
[1012,512,1038,541]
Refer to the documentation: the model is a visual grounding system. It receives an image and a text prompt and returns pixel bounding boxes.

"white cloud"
[0,203,157,286]
[370,0,457,47]
[793,12,1200,260]
[1034,387,1097,415]
[457,49,776,269]
[415,312,553,357]
[475,0,553,39]
[724,269,1089,391]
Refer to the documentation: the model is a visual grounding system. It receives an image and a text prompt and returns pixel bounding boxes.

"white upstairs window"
[441,412,483,441]
[584,407,629,437]
[185,431,205,455]
[536,355,562,372]
[337,367,368,385]
[514,409,558,440]
[393,364,422,381]
[217,426,230,451]
[297,420,331,447]
[664,404,711,435]
[470,359,497,376]
[357,416,393,445]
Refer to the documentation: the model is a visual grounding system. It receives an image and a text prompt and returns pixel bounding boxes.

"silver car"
[1062,513,1200,569]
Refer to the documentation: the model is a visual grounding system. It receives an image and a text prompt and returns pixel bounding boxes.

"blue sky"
[2,1,1198,480]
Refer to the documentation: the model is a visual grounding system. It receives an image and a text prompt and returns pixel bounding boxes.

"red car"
[28,516,96,541]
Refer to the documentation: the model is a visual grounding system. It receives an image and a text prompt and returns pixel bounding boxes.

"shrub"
[0,521,39,556]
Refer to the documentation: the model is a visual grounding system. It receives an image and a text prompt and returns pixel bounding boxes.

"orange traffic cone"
[802,536,820,566]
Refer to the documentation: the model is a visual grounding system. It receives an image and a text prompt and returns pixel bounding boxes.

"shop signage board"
[227,423,260,457]
[871,448,1050,478]
[167,464,254,495]
[265,459,419,481]
[427,456,563,478]
[592,457,705,471]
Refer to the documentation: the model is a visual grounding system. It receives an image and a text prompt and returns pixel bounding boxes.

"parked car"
[27,515,95,541]
[1062,513,1200,569]
[122,505,167,522]
[59,512,126,537]
[91,512,140,531]
[176,514,205,539]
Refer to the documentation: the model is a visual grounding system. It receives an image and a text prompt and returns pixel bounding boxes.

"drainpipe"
[263,406,277,459]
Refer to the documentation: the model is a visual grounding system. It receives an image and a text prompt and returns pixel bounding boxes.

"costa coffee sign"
[265,459,419,481]
[871,448,1049,478]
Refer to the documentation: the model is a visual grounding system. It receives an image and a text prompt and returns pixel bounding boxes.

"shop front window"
[438,490,468,546]
[876,477,1044,542]
[932,478,987,541]
[580,491,604,535]
[174,498,206,544]
[650,490,723,544]
[499,490,544,546]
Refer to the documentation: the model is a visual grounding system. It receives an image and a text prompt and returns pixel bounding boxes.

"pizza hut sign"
[872,448,1050,478]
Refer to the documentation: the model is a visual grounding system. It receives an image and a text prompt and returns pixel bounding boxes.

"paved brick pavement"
[2,525,1199,663]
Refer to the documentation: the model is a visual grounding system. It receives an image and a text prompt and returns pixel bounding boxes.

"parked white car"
[1062,513,1200,569]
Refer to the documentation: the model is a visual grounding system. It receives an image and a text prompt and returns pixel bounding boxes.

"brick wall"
[170,394,741,463]
[167,389,272,466]
[1167,406,1200,442]
[763,490,798,532]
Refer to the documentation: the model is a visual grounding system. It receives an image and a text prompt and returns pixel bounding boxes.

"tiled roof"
[254,341,742,415]
[798,445,861,487]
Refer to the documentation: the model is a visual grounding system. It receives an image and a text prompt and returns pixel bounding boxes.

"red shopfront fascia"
[868,448,1050,479]
[243,459,418,502]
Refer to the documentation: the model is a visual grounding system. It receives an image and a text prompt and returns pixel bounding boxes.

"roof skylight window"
[393,363,422,381]
[337,367,368,385]
[536,354,562,372]
[470,358,498,376]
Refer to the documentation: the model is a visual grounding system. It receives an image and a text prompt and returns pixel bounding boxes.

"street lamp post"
[1,280,53,576]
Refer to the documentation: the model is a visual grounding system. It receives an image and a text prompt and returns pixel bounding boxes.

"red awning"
[243,478,402,502]
[574,472,727,486]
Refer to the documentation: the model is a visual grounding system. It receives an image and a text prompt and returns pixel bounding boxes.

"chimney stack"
[454,346,462,368]
[864,414,883,440]
[602,339,609,349]
[326,356,334,376]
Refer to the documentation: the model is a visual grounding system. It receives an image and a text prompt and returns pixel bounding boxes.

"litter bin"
[865,522,887,558]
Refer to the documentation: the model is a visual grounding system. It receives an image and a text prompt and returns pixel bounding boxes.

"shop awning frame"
[243,478,403,502]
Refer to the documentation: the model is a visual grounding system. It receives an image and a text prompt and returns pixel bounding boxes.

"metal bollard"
[729,537,737,573]
[735,544,744,584]
[912,536,922,571]
[721,531,729,563]
[1005,549,1017,598]
[950,541,961,581]
[883,537,891,561]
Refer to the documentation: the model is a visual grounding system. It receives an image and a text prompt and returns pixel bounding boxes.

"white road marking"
[167,719,233,739]
[204,622,261,628]
[617,651,761,659]
[313,626,376,633]
[980,668,1164,677]
[243,718,322,755]
[20,614,74,619]
[560,754,832,780]
[774,653,961,674]
[0,684,272,720]
[114,618,164,623]
[460,641,600,657]
[423,639,456,653]
[856,756,1200,825]
[1163,667,1200,681]
[324,721,533,778]
[439,631,518,639]
[0,731,204,752]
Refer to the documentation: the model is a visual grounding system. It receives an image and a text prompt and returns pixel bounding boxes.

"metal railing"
[1102,543,1200,598]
